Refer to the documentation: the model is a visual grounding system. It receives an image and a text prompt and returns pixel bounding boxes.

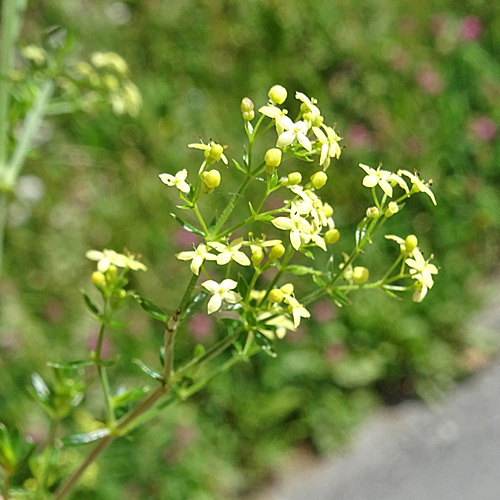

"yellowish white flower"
[295,92,323,127]
[243,235,282,254]
[272,207,312,250]
[202,279,242,314]
[210,238,251,266]
[405,248,438,290]
[276,117,312,152]
[258,104,289,136]
[86,249,147,272]
[312,125,341,170]
[257,312,296,340]
[21,45,46,66]
[188,140,228,172]
[359,164,408,197]
[398,169,437,205]
[176,243,217,275]
[159,169,190,193]
[283,294,310,328]
[91,52,128,74]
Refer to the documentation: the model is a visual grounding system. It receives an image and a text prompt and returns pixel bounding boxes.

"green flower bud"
[92,271,106,286]
[384,201,399,217]
[352,266,369,284]
[366,206,380,218]
[118,289,127,299]
[242,110,255,121]
[310,171,328,190]
[268,289,284,303]
[325,229,340,244]
[280,283,294,295]
[106,265,117,282]
[240,97,254,113]
[251,248,264,267]
[405,235,418,253]
[287,172,302,185]
[204,142,225,162]
[323,203,334,218]
[264,148,282,168]
[269,243,286,260]
[268,85,287,105]
[202,169,221,189]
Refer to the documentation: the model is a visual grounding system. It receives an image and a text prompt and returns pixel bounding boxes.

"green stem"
[2,470,11,500]
[3,79,54,187]
[37,417,59,498]
[262,245,295,302]
[211,174,253,237]
[0,193,8,274]
[192,204,209,235]
[0,0,25,169]
[53,435,114,500]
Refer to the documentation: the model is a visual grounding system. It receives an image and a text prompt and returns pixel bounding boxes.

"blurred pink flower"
[469,116,497,142]
[416,64,444,94]
[324,342,347,364]
[174,228,199,248]
[189,312,214,338]
[312,300,336,323]
[347,124,373,149]
[459,16,483,41]
[87,332,113,359]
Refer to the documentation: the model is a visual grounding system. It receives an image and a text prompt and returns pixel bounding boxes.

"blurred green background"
[1,0,500,498]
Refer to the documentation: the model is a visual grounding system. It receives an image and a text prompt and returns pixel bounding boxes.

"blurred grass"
[1,0,500,498]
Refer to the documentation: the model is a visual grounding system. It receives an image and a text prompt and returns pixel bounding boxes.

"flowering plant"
[0,5,438,495]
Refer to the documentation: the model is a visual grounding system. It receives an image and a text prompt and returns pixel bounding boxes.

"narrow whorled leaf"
[326,255,335,279]
[237,273,249,299]
[132,294,169,323]
[185,291,208,316]
[47,360,94,370]
[61,428,110,446]
[31,373,50,402]
[312,275,326,287]
[132,359,163,381]
[170,213,204,236]
[255,213,274,222]
[287,265,324,276]
[329,289,350,307]
[248,201,256,216]
[355,217,369,246]
[269,171,279,190]
[233,158,246,174]
[80,288,100,315]
[300,248,315,259]
[111,386,150,409]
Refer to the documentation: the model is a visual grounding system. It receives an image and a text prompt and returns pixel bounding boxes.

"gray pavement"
[253,284,500,500]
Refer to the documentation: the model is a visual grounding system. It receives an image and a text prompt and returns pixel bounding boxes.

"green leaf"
[355,217,369,245]
[47,360,94,369]
[312,275,326,287]
[269,171,279,190]
[329,289,350,307]
[133,359,163,381]
[111,386,150,409]
[170,213,204,236]
[326,255,335,279]
[80,288,100,315]
[132,294,169,323]
[248,201,256,216]
[255,213,274,222]
[300,248,315,259]
[237,273,249,299]
[61,428,110,446]
[185,291,208,316]
[31,373,50,402]
[287,265,324,276]
[233,158,246,174]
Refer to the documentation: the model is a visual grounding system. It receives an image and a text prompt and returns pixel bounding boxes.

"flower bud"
[242,110,255,121]
[310,171,328,189]
[280,283,294,295]
[287,172,302,185]
[366,206,380,218]
[352,266,369,284]
[384,201,399,217]
[268,289,284,303]
[202,169,221,189]
[251,248,264,267]
[269,243,286,260]
[325,229,340,244]
[92,271,106,286]
[240,97,254,113]
[106,265,117,282]
[405,235,418,253]
[268,85,287,105]
[118,289,127,299]
[264,148,282,168]
[205,142,224,162]
[323,203,334,218]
